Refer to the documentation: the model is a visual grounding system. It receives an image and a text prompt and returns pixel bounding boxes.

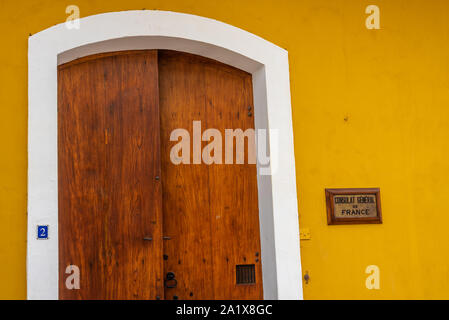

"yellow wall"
[2,0,449,299]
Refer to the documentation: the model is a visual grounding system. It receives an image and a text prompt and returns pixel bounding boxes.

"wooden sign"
[325,188,382,225]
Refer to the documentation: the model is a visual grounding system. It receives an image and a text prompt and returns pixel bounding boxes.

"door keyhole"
[165,272,178,288]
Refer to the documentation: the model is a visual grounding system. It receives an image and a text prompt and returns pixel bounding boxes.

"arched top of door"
[30,10,285,73]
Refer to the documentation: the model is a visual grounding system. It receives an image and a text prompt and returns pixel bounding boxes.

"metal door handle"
[144,236,172,241]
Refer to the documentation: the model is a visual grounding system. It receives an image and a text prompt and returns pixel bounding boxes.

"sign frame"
[325,188,382,225]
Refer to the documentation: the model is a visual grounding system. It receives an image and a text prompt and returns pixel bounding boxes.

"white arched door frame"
[27,10,302,300]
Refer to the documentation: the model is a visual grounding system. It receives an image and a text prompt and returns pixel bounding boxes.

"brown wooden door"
[159,51,263,300]
[58,50,263,300]
[58,51,163,299]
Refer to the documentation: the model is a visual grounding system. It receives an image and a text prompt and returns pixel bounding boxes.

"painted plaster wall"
[1,0,449,299]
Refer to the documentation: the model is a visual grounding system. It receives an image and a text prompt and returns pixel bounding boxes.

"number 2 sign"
[37,225,49,240]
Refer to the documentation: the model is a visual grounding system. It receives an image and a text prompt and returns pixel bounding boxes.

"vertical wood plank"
[58,51,163,299]
[203,59,263,300]
[159,51,215,300]
[159,51,263,300]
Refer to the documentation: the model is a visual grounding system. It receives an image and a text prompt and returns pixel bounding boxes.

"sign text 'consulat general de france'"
[325,188,382,225]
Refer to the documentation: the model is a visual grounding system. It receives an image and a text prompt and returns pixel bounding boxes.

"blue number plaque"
[37,225,49,239]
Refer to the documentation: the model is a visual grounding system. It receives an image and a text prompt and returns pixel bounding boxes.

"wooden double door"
[58,50,263,300]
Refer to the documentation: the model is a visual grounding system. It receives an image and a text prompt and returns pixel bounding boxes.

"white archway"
[27,10,302,300]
